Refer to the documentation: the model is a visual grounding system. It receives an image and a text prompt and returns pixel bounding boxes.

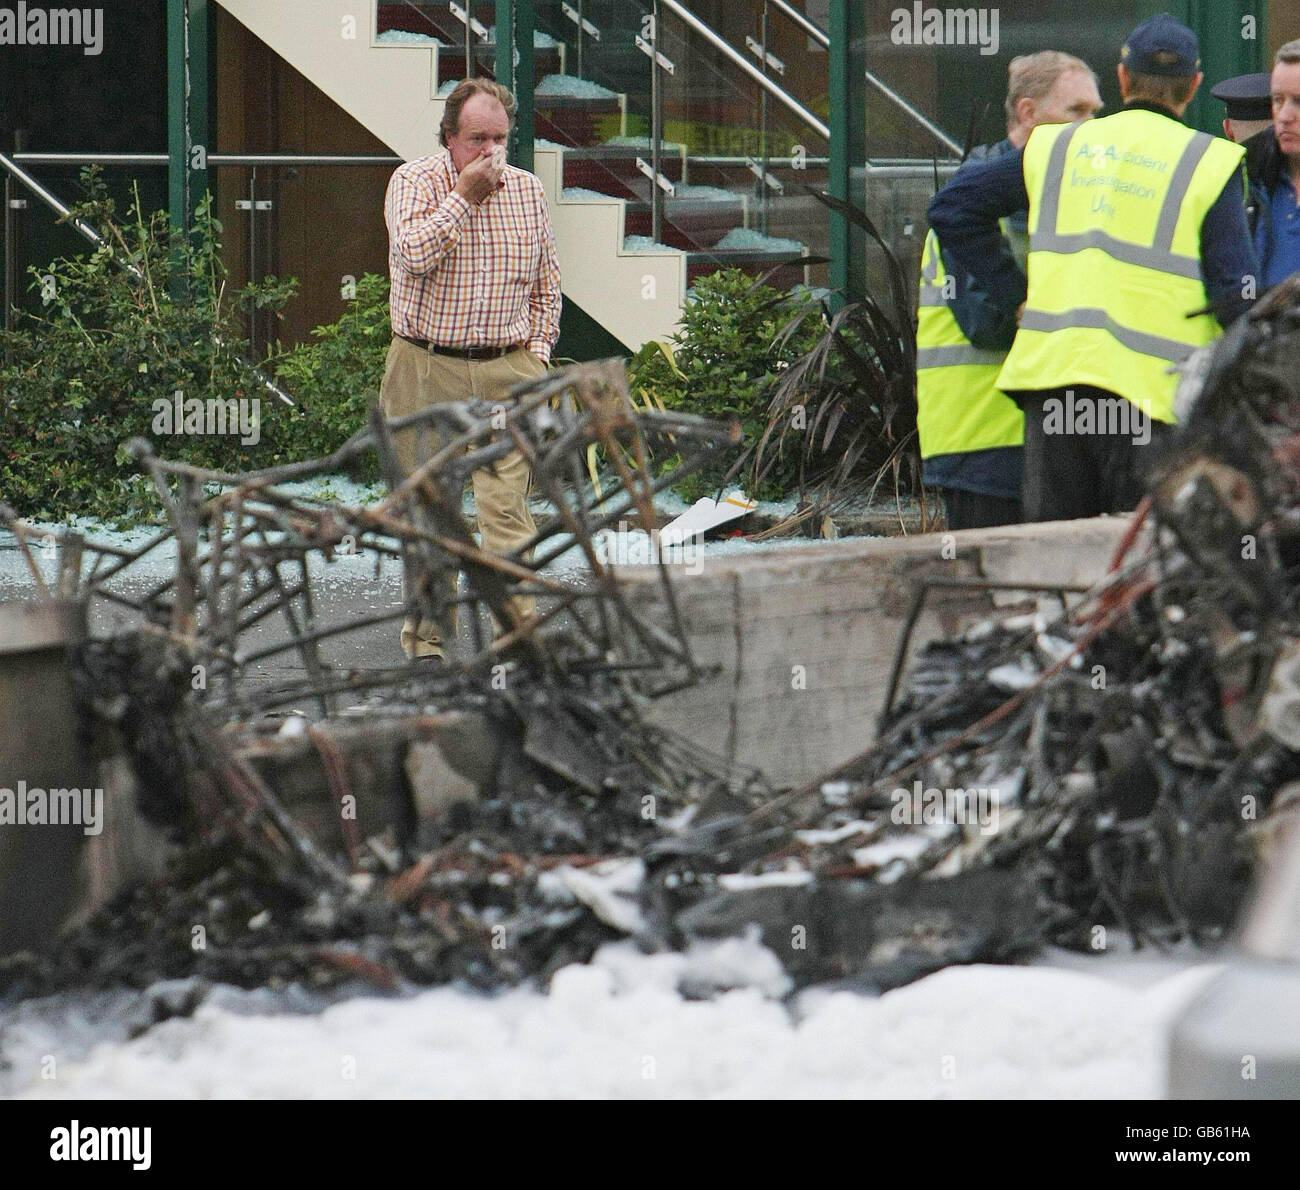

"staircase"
[214,0,826,351]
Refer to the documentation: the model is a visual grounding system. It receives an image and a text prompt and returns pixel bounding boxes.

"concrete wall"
[215,0,443,161]
[533,147,685,349]
[623,518,1130,787]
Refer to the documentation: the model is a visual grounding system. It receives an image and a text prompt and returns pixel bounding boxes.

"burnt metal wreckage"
[4,289,1300,1004]
[0,359,772,994]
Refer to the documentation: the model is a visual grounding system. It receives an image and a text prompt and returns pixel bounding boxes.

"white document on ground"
[660,491,757,547]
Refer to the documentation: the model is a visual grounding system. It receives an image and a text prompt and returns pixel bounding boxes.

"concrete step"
[621,194,747,248]
[377,2,460,44]
[685,249,807,289]
[432,48,566,86]
[561,144,688,195]
[535,95,626,148]
[687,161,830,191]
[622,517,1132,788]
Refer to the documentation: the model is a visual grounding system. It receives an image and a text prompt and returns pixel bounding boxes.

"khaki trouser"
[379,335,545,658]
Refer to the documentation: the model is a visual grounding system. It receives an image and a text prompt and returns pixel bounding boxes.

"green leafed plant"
[0,168,302,521]
[755,188,921,508]
[625,268,823,502]
[268,271,393,474]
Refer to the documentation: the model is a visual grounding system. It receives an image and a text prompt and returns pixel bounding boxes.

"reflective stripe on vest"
[915,227,1024,459]
[997,110,1245,422]
[1017,307,1193,363]
[917,344,1009,367]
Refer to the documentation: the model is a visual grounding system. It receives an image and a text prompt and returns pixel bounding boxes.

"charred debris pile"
[6,297,1300,1001]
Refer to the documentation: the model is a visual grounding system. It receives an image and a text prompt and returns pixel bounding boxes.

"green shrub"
[757,296,919,500]
[0,171,306,521]
[269,271,392,472]
[0,172,401,524]
[625,268,823,502]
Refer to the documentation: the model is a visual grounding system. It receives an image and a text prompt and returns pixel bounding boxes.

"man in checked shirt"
[381,78,562,661]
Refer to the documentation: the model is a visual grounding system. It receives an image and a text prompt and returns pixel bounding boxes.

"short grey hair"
[1004,51,1099,125]
[1276,39,1300,65]
[438,79,517,147]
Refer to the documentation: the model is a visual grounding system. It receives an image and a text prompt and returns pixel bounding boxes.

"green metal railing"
[167,0,208,261]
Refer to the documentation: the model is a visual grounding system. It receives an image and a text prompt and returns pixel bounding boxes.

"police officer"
[927,14,1258,522]
[1212,69,1291,289]
[918,51,1102,530]
[1211,71,1273,143]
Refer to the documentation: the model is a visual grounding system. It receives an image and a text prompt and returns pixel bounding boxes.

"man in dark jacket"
[1245,41,1300,292]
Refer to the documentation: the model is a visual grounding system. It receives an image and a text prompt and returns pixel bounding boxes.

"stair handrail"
[12,153,403,166]
[1,151,294,406]
[766,0,963,157]
[660,0,829,141]
[1,152,115,258]
[769,0,827,47]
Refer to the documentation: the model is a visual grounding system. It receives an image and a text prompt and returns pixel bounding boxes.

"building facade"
[0,0,1286,358]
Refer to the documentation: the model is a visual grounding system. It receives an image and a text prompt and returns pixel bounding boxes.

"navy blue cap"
[1121,13,1200,77]
[1210,72,1273,120]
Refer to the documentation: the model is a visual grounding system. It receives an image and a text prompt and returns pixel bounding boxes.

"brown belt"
[397,334,522,361]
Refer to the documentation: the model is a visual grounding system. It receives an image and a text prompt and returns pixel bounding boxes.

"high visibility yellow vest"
[916,226,1024,459]
[997,109,1245,423]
